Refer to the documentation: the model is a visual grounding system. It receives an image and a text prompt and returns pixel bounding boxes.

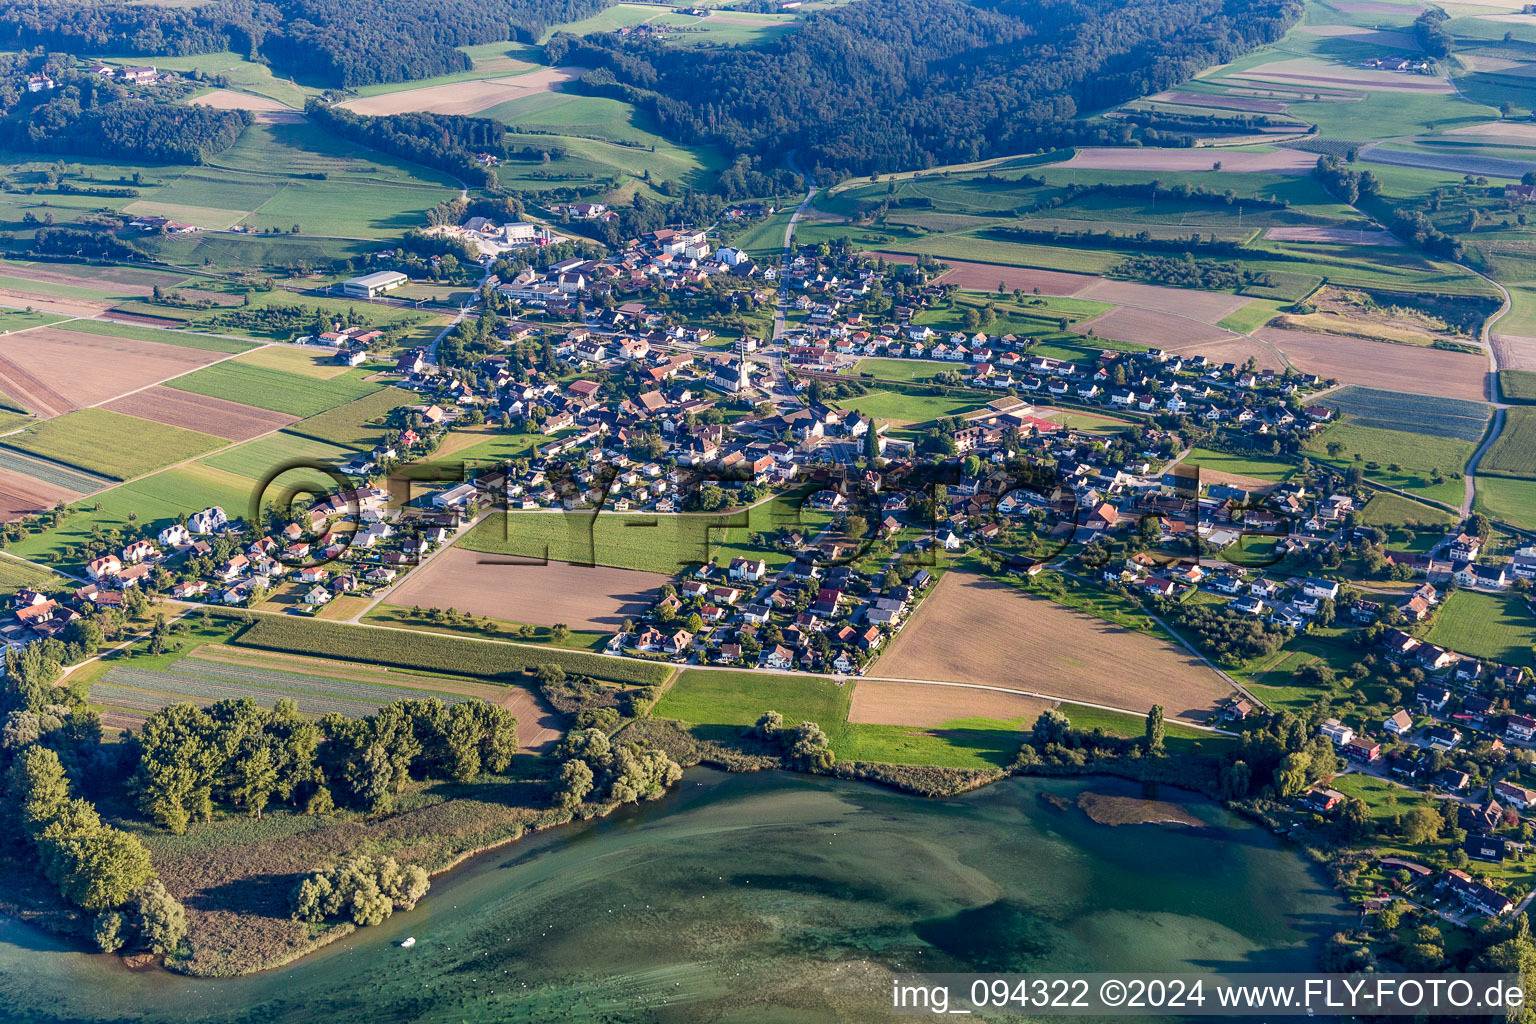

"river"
[0,770,1348,1022]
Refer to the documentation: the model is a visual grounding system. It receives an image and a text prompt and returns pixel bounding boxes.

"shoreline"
[8,749,1300,980]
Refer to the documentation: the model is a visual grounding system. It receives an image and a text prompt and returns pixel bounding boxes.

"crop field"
[91,655,475,723]
[231,614,670,686]
[1253,326,1490,399]
[166,360,381,417]
[232,345,359,380]
[1317,386,1492,441]
[460,493,809,575]
[1480,407,1536,477]
[59,318,258,355]
[102,385,297,442]
[385,548,670,633]
[201,431,359,481]
[876,572,1233,723]
[0,446,111,492]
[0,326,227,419]
[282,386,411,450]
[1075,279,1250,322]
[1476,474,1536,530]
[1424,591,1536,666]
[3,408,226,481]
[1500,369,1536,402]
[1305,422,1477,505]
[0,465,82,523]
[0,555,58,594]
[6,464,257,571]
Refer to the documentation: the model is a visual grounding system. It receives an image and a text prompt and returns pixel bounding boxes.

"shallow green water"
[0,771,1347,1023]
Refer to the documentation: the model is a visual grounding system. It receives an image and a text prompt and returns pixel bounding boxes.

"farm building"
[339,271,408,299]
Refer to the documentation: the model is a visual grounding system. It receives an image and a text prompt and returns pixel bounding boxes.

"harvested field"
[1057,147,1318,174]
[1446,120,1536,141]
[0,327,225,418]
[848,678,1053,727]
[102,385,297,441]
[1230,59,1452,93]
[0,263,159,295]
[1295,24,1420,47]
[874,252,1095,295]
[385,547,670,633]
[1254,326,1490,399]
[1154,91,1288,113]
[1162,336,1289,372]
[1492,333,1536,371]
[0,465,80,522]
[1264,225,1402,245]
[877,572,1232,723]
[187,89,301,117]
[338,66,582,117]
[1330,0,1424,10]
[1073,306,1237,346]
[1077,279,1249,322]
[0,287,112,318]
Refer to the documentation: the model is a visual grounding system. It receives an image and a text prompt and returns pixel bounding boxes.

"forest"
[0,0,610,88]
[546,0,1304,177]
[0,57,249,163]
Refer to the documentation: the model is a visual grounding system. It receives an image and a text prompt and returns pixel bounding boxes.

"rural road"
[1461,268,1512,515]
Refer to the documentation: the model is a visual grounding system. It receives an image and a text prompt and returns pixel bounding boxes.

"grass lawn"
[653,667,852,738]
[166,361,381,417]
[1183,447,1296,482]
[1305,422,1474,507]
[852,357,953,382]
[1424,590,1535,666]
[2,408,226,481]
[1216,298,1285,334]
[1476,475,1536,531]
[831,390,988,430]
[1359,492,1457,529]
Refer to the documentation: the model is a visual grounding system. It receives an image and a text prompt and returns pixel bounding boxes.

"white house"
[189,506,228,535]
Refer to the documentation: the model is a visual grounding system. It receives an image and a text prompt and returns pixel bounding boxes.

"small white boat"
[399,937,416,949]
